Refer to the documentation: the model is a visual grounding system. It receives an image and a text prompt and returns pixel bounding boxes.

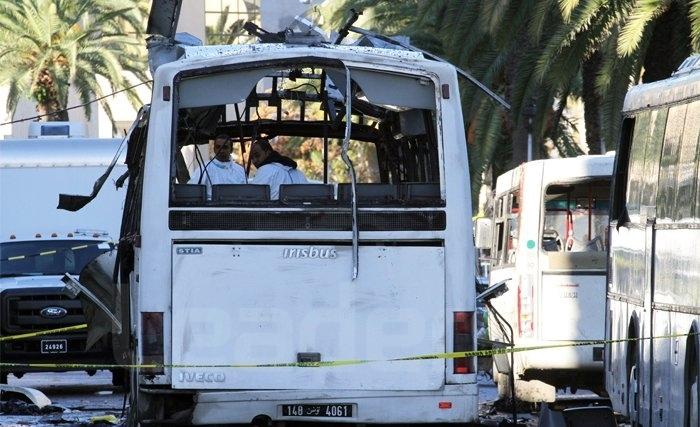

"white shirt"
[251,162,308,200]
[188,158,246,198]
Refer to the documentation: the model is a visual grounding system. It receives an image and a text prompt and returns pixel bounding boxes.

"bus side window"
[639,108,668,213]
[656,105,686,220]
[676,101,700,221]
[492,197,505,266]
[611,116,634,222]
[506,191,520,263]
[625,111,651,221]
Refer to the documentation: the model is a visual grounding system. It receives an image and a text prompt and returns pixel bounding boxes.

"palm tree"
[205,2,260,45]
[326,0,584,200]
[326,0,700,204]
[0,0,149,127]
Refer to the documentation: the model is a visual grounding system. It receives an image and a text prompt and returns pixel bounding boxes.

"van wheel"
[685,333,698,427]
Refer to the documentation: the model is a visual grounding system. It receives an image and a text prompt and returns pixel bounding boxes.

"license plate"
[281,403,353,418]
[41,339,67,354]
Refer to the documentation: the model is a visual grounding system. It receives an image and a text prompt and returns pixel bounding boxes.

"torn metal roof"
[180,43,426,62]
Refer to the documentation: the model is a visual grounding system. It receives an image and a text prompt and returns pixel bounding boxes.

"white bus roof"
[0,138,125,168]
[495,154,615,196]
[623,54,700,113]
[180,43,426,63]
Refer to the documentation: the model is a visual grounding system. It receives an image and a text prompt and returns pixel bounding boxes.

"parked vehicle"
[476,154,614,401]
[0,138,126,384]
[109,22,483,425]
[606,54,700,426]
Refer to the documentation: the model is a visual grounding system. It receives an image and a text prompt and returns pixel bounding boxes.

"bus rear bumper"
[189,384,478,424]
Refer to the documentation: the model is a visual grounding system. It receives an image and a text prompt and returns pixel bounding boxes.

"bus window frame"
[167,59,446,209]
[491,189,520,268]
[539,177,612,255]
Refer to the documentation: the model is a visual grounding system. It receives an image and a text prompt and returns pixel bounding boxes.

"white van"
[0,138,126,384]
[479,154,614,401]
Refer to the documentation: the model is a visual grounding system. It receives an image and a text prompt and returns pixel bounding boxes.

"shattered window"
[170,63,442,207]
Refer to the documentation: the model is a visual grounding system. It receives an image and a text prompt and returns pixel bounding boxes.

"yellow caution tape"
[0,241,114,262]
[0,331,696,370]
[0,323,88,342]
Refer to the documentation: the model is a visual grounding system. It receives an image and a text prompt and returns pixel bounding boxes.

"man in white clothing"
[249,138,307,199]
[188,135,246,198]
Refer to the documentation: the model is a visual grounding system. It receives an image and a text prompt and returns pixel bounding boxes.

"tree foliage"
[0,0,149,126]
[324,0,698,204]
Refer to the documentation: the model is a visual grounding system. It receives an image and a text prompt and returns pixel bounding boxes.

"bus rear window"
[170,63,442,208]
[542,179,611,252]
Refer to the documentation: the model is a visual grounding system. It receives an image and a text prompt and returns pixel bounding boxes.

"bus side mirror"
[474,217,492,249]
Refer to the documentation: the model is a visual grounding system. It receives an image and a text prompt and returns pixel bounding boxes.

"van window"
[542,179,610,252]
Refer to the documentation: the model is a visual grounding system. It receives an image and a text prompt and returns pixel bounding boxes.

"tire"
[685,334,699,427]
[627,344,640,425]
[0,371,8,384]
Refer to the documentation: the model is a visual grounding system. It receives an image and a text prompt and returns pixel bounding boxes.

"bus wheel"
[626,335,639,425]
[685,333,698,427]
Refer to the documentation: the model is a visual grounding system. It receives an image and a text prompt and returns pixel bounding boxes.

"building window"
[205,0,261,45]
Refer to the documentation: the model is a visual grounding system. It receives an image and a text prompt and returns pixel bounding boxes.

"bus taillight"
[142,312,164,374]
[517,283,534,337]
[453,311,474,374]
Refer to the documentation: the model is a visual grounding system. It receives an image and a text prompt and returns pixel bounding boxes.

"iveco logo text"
[40,306,68,319]
[283,247,337,259]
[177,247,202,255]
[178,372,225,383]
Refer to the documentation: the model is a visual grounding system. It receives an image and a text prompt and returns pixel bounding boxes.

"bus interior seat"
[279,184,334,204]
[338,183,398,204]
[212,184,270,203]
[542,229,562,251]
[173,184,206,205]
[400,183,441,203]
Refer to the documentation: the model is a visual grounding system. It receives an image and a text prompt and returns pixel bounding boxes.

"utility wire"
[0,80,152,127]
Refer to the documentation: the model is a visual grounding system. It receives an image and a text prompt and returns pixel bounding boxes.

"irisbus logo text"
[283,247,337,259]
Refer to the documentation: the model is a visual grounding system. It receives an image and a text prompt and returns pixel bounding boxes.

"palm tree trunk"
[34,69,68,121]
[36,102,68,121]
[582,50,603,155]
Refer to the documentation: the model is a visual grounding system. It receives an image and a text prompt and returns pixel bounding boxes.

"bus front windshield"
[542,179,611,252]
[0,240,112,277]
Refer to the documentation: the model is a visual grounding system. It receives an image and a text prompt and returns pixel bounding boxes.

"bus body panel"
[189,385,477,424]
[539,271,606,343]
[171,243,446,391]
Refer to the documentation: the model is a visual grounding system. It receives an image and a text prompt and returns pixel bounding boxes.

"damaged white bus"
[90,15,502,425]
[479,155,614,402]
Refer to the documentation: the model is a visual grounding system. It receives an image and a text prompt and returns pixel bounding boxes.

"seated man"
[189,135,246,198]
[249,138,307,199]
